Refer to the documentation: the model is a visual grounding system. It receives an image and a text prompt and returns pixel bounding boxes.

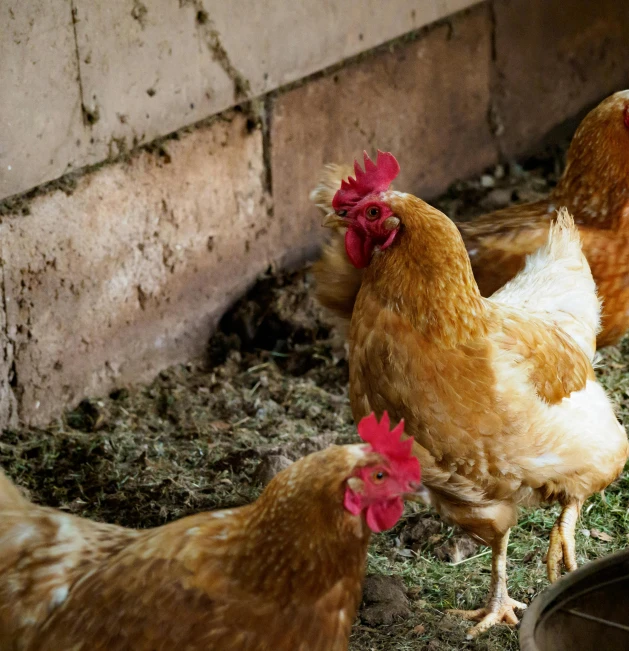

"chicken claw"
[547,501,580,582]
[448,530,526,638]
[450,594,527,639]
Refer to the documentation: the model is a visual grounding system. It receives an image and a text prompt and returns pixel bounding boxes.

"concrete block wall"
[1,0,480,200]
[1,0,628,426]
[2,114,272,425]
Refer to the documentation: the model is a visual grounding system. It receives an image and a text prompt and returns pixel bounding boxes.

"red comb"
[332,150,400,211]
[357,412,420,484]
[624,106,629,129]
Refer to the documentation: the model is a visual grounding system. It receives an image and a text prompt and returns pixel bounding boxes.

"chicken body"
[347,196,628,636]
[314,90,629,346]
[0,442,410,651]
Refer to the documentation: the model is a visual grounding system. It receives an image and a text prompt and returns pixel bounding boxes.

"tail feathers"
[312,233,362,328]
[0,469,30,511]
[309,164,355,217]
[545,207,586,260]
[492,208,600,358]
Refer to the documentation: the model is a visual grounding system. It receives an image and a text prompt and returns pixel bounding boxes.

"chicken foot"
[448,530,526,639]
[547,500,581,583]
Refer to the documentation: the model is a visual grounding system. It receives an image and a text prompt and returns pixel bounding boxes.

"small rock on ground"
[433,534,479,564]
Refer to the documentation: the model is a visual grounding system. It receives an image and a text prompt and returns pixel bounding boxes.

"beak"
[322,212,346,229]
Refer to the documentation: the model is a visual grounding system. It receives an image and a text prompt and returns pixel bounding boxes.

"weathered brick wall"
[0,0,628,426]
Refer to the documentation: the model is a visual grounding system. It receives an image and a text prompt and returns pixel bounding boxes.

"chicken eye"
[336,209,347,217]
[366,206,380,220]
[371,470,388,484]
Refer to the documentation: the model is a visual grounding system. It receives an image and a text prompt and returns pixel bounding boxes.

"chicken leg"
[448,530,526,639]
[547,500,581,582]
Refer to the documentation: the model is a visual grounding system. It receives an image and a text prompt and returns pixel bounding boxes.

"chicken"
[313,89,629,347]
[0,413,420,651]
[329,150,628,638]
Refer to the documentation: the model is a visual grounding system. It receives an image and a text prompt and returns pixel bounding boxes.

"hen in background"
[333,151,628,637]
[313,90,629,347]
[311,163,363,338]
[0,413,420,651]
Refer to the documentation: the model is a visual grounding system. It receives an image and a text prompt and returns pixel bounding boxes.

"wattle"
[365,497,404,533]
[345,229,373,269]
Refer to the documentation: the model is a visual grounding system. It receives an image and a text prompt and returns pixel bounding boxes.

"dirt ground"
[3,140,629,651]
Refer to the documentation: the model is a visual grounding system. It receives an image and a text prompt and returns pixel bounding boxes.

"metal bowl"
[520,549,629,650]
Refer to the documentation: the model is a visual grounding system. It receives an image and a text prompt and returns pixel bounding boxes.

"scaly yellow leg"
[448,529,526,639]
[547,501,580,583]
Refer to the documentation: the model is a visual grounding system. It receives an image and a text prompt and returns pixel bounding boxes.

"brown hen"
[0,414,420,651]
[330,151,628,638]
